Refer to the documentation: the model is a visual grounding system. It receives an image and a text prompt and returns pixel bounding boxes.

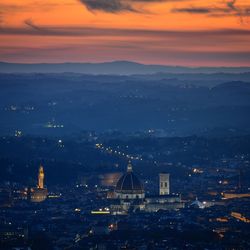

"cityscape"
[0,129,250,249]
[1,0,250,249]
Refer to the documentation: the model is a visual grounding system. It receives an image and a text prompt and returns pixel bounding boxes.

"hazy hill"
[1,61,250,75]
[0,73,250,136]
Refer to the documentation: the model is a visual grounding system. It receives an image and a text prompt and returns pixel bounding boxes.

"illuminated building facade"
[222,192,250,199]
[109,163,184,214]
[38,165,44,189]
[30,165,48,203]
[231,212,250,223]
[159,173,170,195]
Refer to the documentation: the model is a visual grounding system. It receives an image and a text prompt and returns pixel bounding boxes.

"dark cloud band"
[79,0,134,13]
[172,0,250,20]
[79,0,183,13]
[1,22,250,38]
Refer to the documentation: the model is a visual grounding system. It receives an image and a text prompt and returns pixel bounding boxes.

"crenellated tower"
[38,165,44,189]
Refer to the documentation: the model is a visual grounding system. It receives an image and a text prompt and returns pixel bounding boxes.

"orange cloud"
[0,0,249,65]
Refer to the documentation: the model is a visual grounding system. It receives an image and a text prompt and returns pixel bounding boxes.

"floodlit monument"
[29,165,48,203]
[109,163,184,214]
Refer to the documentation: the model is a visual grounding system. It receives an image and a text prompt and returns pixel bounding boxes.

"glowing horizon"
[0,0,250,66]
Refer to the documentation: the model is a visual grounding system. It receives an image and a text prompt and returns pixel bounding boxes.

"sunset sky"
[0,0,250,66]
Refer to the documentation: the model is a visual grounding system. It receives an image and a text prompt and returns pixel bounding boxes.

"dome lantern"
[127,162,133,172]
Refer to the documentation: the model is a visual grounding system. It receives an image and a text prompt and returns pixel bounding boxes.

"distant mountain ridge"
[213,81,250,89]
[1,61,250,75]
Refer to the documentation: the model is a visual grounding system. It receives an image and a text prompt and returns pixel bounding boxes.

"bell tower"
[159,173,170,195]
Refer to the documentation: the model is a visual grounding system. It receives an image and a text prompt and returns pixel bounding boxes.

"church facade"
[109,163,185,214]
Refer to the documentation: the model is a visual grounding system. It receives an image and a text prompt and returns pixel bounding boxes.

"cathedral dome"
[115,163,144,196]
